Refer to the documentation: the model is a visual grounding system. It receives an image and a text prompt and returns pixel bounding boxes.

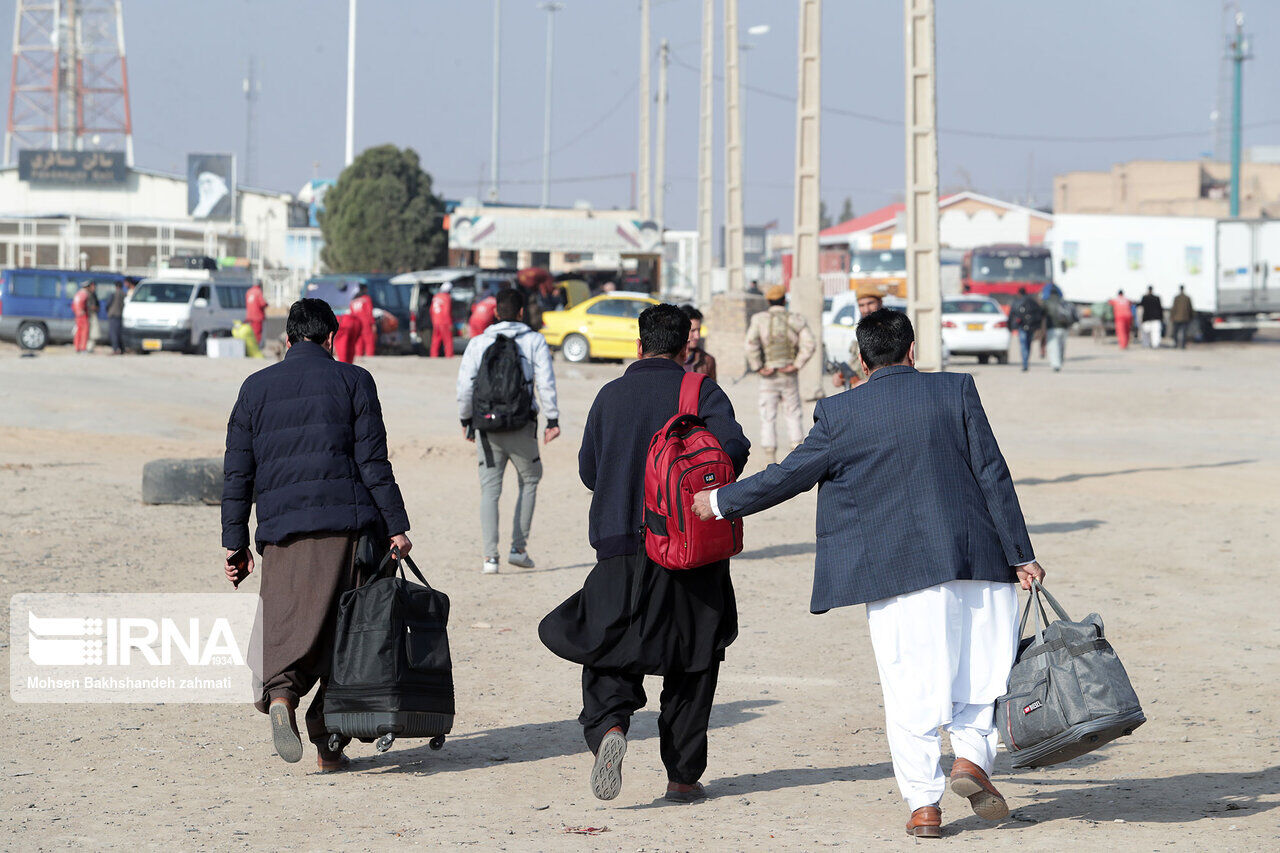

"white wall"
[939,207,1034,249]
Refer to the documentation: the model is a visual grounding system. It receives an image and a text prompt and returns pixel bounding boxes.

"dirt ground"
[2,332,1277,851]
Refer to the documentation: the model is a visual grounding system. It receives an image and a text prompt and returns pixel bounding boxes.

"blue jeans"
[1018,330,1034,370]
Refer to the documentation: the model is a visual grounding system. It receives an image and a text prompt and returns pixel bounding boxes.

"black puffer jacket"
[221,341,410,553]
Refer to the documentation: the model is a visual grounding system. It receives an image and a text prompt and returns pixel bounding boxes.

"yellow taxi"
[539,291,658,362]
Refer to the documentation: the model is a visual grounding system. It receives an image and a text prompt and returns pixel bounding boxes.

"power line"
[503,79,639,167]
[437,171,632,189]
[667,50,1280,144]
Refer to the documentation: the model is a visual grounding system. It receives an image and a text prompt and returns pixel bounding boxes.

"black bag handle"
[376,547,432,589]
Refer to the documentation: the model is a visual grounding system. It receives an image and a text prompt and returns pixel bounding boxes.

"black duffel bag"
[995,580,1145,768]
[323,550,454,754]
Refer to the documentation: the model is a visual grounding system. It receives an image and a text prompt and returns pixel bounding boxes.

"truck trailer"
[1048,214,1280,340]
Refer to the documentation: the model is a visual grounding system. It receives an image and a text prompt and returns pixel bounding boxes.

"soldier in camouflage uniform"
[744,285,816,465]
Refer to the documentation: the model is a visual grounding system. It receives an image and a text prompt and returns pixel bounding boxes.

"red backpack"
[643,372,744,570]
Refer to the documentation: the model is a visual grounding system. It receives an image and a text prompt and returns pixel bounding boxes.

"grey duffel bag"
[995,581,1145,768]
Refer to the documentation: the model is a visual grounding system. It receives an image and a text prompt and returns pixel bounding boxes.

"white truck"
[1048,214,1280,340]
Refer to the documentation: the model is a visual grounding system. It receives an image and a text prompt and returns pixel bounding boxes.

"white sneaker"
[482,558,500,574]
[507,549,535,569]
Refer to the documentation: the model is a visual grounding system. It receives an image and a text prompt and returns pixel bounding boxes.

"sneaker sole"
[270,704,303,764]
[590,731,627,801]
[950,775,1008,821]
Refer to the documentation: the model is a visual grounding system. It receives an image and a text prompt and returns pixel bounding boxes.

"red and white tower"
[5,0,134,166]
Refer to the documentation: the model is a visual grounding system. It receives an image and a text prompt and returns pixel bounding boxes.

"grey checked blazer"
[715,365,1034,612]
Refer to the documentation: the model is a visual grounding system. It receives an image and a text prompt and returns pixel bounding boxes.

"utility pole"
[539,2,564,208]
[723,0,744,293]
[793,0,823,401]
[638,0,652,219]
[489,0,501,201]
[655,38,669,226]
[904,0,942,372]
[1228,10,1251,218]
[345,0,357,166]
[697,0,714,307]
[243,57,260,187]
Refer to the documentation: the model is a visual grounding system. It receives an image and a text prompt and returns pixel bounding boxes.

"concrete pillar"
[904,0,943,372]
[792,0,824,401]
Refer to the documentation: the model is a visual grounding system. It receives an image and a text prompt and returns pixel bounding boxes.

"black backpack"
[472,332,534,432]
[1012,298,1043,330]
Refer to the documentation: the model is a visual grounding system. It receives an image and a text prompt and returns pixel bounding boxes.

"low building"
[447,201,662,288]
[0,158,316,304]
[1054,158,1280,218]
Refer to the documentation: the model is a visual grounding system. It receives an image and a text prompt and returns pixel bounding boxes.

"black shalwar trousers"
[580,661,721,785]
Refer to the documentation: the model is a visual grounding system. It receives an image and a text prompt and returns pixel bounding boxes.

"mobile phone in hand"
[229,548,250,588]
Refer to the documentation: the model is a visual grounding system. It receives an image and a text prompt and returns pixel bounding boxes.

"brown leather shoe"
[949,758,1009,820]
[905,804,942,838]
[268,697,303,764]
[316,752,350,772]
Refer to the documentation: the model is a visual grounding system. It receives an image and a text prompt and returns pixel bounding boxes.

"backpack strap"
[678,371,706,417]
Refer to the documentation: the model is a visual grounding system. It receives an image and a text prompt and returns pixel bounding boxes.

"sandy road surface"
[2,335,1278,850]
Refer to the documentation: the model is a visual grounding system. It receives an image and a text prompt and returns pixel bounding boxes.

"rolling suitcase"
[995,580,1145,768]
[323,550,454,755]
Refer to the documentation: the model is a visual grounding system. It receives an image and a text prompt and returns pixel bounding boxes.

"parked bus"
[961,244,1054,310]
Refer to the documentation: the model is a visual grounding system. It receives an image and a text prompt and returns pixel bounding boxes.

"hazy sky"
[4,0,1279,231]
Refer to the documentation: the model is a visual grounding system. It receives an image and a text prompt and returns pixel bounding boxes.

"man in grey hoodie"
[457,288,560,574]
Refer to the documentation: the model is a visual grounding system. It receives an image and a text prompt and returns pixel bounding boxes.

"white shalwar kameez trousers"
[865,579,1019,811]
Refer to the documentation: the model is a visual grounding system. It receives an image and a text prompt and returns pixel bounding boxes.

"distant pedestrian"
[71,282,92,352]
[430,282,455,358]
[246,280,269,345]
[107,281,127,354]
[745,285,816,465]
[349,284,376,357]
[469,291,498,338]
[1170,285,1194,349]
[1109,290,1133,349]
[681,305,717,379]
[457,288,560,574]
[1041,289,1076,372]
[221,297,411,772]
[1138,286,1163,349]
[85,283,101,353]
[1009,287,1043,371]
[1091,299,1111,344]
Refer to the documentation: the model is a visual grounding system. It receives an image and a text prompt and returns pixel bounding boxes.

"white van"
[122,271,250,353]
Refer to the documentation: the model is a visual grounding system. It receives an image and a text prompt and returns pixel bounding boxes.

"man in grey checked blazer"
[693,309,1045,839]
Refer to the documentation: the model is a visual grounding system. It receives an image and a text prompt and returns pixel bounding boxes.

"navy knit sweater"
[578,357,749,560]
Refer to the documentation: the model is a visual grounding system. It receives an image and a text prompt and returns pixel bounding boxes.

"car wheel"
[561,334,590,363]
[17,321,48,351]
[995,351,1009,364]
[190,332,209,355]
[977,353,990,365]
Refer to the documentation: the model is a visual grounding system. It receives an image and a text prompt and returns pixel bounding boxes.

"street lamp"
[538,1,565,208]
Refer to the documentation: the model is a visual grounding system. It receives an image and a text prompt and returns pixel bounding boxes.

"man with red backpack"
[539,303,749,805]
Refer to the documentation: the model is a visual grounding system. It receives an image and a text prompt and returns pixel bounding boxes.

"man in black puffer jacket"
[221,298,411,771]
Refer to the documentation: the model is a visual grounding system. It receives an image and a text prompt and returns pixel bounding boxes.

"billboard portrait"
[187,154,236,221]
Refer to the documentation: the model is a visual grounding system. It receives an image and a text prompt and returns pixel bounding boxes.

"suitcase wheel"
[375,733,396,753]
[327,734,343,754]
[429,735,445,751]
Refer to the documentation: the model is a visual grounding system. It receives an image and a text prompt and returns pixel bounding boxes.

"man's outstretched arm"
[693,402,832,521]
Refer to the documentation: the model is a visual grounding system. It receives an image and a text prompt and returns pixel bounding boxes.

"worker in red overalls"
[333,310,361,363]
[429,282,455,358]
[349,284,376,357]
[1109,289,1134,350]
[71,282,92,352]
[245,280,269,345]
[468,290,498,338]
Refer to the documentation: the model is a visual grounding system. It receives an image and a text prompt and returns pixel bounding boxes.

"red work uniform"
[333,312,361,363]
[72,287,90,352]
[245,284,268,344]
[468,295,497,338]
[1109,297,1133,350]
[349,293,376,357]
[430,291,455,358]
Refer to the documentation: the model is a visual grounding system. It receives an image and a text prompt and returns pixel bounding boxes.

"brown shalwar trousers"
[251,532,366,744]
